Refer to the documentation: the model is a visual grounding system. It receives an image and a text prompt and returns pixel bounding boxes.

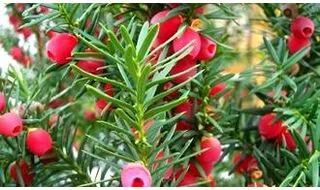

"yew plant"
[0,3,320,187]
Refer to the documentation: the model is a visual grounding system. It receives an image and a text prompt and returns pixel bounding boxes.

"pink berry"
[287,35,310,54]
[197,35,217,61]
[151,10,183,43]
[121,162,152,187]
[173,27,201,59]
[196,136,222,165]
[0,92,6,113]
[209,83,225,97]
[291,16,314,39]
[46,33,78,65]
[9,160,33,186]
[26,128,53,156]
[170,57,197,84]
[10,46,23,61]
[258,113,283,140]
[0,113,23,137]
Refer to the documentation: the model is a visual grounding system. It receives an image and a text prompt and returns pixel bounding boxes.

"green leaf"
[292,129,309,158]
[280,165,301,187]
[96,120,134,138]
[263,37,280,64]
[86,84,134,111]
[144,91,189,119]
[103,26,125,55]
[136,22,150,51]
[124,45,138,83]
[137,24,159,61]
[137,64,152,103]
[119,25,136,52]
[20,11,60,28]
[284,46,310,70]
[311,157,319,187]
[71,64,134,94]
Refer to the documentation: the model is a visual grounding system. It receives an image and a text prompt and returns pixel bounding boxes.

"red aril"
[151,10,183,43]
[169,57,197,84]
[9,160,33,186]
[26,128,53,156]
[287,35,310,54]
[197,35,217,61]
[46,33,78,65]
[291,16,314,39]
[0,113,23,137]
[196,136,222,165]
[258,113,283,140]
[173,27,201,59]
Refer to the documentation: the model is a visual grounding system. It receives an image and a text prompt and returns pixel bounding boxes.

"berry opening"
[207,44,215,54]
[303,27,312,36]
[132,177,144,187]
[12,125,22,135]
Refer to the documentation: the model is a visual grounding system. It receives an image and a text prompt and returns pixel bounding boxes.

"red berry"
[196,136,222,165]
[232,153,258,173]
[291,16,314,39]
[170,57,197,84]
[96,84,113,110]
[287,35,310,54]
[0,113,23,137]
[173,100,194,131]
[10,46,23,61]
[18,27,32,39]
[189,161,213,177]
[38,6,49,14]
[9,14,20,29]
[258,113,283,140]
[46,33,78,65]
[151,10,183,43]
[173,27,201,59]
[153,150,173,179]
[21,55,32,66]
[175,166,198,187]
[26,128,53,156]
[276,127,296,151]
[163,82,180,101]
[46,31,60,39]
[0,92,6,113]
[77,59,105,75]
[197,35,217,61]
[282,129,296,150]
[49,98,64,109]
[210,83,225,97]
[84,109,96,121]
[9,160,33,186]
[167,3,181,8]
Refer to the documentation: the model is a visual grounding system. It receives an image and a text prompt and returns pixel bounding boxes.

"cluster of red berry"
[7,4,48,67]
[0,93,53,186]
